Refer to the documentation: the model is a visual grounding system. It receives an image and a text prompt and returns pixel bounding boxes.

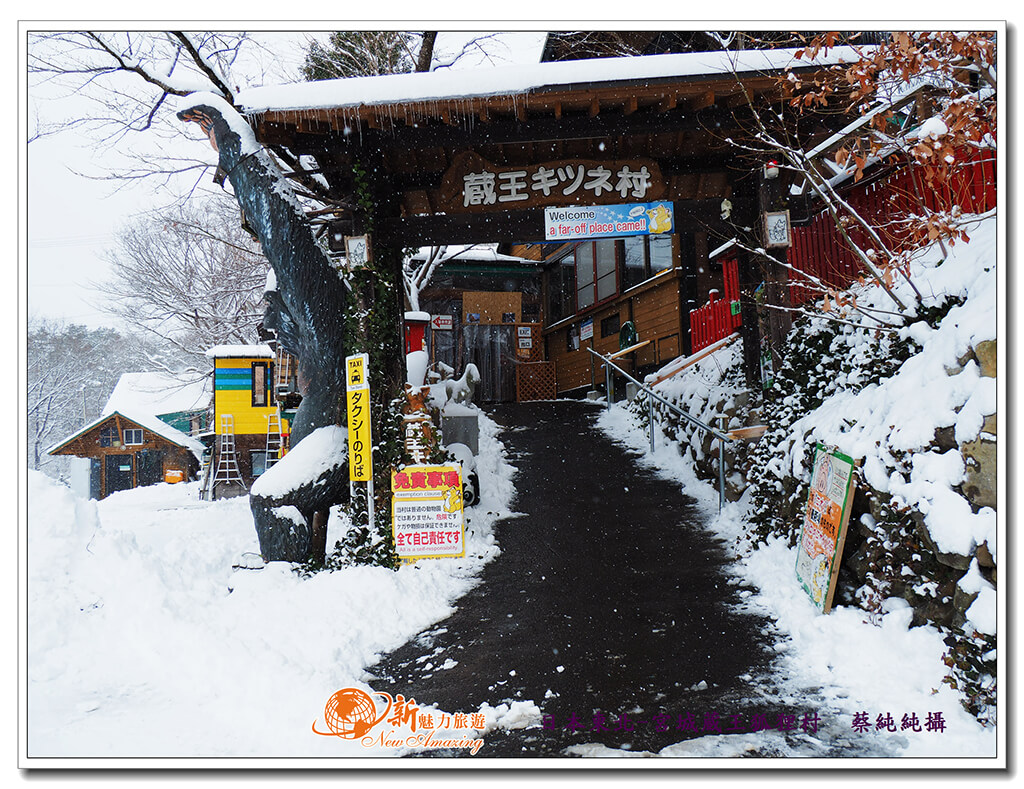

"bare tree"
[720,31,996,323]
[95,193,269,368]
[27,319,160,476]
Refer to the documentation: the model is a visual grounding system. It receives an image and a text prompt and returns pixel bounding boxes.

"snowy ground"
[26,410,534,763]
[593,406,997,760]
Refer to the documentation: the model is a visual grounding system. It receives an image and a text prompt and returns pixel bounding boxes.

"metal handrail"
[587,347,732,510]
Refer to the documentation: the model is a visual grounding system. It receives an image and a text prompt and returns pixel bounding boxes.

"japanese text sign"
[346,354,372,482]
[795,444,856,613]
[391,465,465,560]
[438,152,666,213]
[544,202,674,242]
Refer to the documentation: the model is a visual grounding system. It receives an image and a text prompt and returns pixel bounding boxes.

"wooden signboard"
[795,443,856,614]
[462,291,521,325]
[391,465,465,560]
[437,151,667,214]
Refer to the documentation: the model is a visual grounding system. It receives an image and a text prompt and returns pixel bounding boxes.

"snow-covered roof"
[48,410,205,459]
[102,372,211,420]
[237,47,865,115]
[205,344,274,359]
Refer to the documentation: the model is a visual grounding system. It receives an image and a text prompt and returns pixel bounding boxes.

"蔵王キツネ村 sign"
[544,202,674,242]
[391,465,465,560]
[795,444,856,613]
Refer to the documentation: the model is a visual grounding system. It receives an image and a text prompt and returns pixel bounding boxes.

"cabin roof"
[102,371,211,421]
[48,410,205,459]
[205,344,275,359]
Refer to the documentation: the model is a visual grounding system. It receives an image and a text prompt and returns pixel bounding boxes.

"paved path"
[369,401,786,756]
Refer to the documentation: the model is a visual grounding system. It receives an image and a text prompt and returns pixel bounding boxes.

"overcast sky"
[24,30,547,330]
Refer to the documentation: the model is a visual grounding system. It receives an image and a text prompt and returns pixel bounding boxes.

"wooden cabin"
[48,411,203,500]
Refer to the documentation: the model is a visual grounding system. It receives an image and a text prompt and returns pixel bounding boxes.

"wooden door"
[104,454,134,497]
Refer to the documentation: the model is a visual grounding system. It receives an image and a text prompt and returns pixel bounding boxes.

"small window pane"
[596,271,617,302]
[252,363,268,407]
[595,239,616,279]
[650,235,674,274]
[623,237,647,289]
[575,244,594,286]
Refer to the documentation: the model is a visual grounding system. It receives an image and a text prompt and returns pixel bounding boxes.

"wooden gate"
[689,258,742,353]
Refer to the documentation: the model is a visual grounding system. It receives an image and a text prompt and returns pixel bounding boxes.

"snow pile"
[27,410,519,759]
[250,424,347,498]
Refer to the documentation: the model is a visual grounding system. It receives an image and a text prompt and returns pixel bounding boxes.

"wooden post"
[758,170,792,382]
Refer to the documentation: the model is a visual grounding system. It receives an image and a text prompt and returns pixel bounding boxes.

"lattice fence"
[516,362,557,402]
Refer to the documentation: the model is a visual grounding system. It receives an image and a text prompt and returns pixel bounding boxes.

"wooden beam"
[623,96,638,116]
[553,101,562,119]
[374,198,734,247]
[658,94,677,113]
[349,104,736,151]
[589,97,600,117]
[690,90,716,111]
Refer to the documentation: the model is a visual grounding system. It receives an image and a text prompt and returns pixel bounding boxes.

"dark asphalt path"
[368,401,786,757]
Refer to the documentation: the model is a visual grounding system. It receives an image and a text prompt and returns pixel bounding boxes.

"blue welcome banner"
[543,202,675,242]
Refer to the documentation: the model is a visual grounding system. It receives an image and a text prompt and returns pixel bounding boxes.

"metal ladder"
[211,414,246,498]
[265,412,282,468]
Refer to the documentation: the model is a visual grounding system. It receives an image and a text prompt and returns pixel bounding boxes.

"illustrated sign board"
[431,314,454,331]
[764,210,792,248]
[345,354,372,482]
[544,202,674,242]
[518,337,533,349]
[345,235,371,268]
[580,317,594,342]
[391,465,465,559]
[517,326,533,339]
[795,444,856,613]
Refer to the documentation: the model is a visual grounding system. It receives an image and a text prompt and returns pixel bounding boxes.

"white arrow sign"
[431,314,454,331]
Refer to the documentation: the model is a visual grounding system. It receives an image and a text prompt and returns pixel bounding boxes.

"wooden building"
[48,371,209,499]
[48,410,203,500]
[413,245,544,402]
[234,46,861,398]
[204,344,280,498]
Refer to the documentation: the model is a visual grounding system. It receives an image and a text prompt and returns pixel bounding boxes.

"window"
[252,362,269,408]
[123,429,144,446]
[251,450,271,477]
[601,313,621,338]
[622,235,676,290]
[546,251,576,324]
[575,240,618,310]
[575,243,595,310]
[99,425,118,447]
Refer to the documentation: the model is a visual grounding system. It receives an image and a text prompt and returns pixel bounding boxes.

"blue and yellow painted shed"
[204,344,282,491]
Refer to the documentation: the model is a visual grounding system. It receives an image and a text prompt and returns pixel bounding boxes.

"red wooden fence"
[788,150,996,305]
[689,259,741,352]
